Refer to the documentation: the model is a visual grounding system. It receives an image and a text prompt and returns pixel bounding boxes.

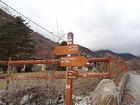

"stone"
[20,94,29,105]
[75,96,82,101]
[29,101,36,105]
[29,94,37,102]
[73,95,90,105]
[0,100,4,105]
[0,90,4,99]
[56,94,64,104]
[90,79,118,105]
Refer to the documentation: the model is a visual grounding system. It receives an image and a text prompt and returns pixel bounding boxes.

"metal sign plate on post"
[60,56,88,67]
[68,70,78,79]
[67,32,73,44]
[54,44,79,55]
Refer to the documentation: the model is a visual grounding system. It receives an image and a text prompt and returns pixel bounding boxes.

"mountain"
[79,46,99,58]
[95,50,139,60]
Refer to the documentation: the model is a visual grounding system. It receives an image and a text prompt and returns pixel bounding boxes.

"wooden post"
[65,67,70,105]
[5,57,11,90]
[65,32,74,105]
[65,67,74,105]
[119,57,121,74]
[69,77,73,105]
[123,61,127,72]
[125,63,128,72]
[115,56,121,86]
[115,57,118,80]
[106,53,110,78]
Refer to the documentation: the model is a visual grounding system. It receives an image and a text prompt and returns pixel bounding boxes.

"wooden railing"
[0,54,128,87]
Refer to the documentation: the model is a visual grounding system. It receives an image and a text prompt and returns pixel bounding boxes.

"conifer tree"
[0,16,36,61]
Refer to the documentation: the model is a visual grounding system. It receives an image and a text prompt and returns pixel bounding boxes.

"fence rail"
[0,55,128,86]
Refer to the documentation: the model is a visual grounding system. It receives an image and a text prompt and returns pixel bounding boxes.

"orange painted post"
[118,57,120,75]
[116,56,121,86]
[65,32,75,105]
[65,67,75,105]
[123,61,127,72]
[115,57,118,81]
[119,57,122,74]
[69,68,73,105]
[6,57,11,90]
[125,62,128,72]
[106,53,111,78]
[65,67,70,105]
[70,79,73,105]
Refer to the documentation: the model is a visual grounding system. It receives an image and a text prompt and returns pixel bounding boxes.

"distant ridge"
[95,50,139,60]
[79,46,99,58]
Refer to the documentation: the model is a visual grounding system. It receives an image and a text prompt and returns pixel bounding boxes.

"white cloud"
[1,0,140,55]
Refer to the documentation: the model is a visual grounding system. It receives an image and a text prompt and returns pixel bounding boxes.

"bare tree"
[56,19,66,43]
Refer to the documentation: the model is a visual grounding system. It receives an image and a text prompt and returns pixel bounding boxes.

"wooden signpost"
[54,32,88,105]
[60,56,88,67]
[54,44,79,55]
[68,70,78,79]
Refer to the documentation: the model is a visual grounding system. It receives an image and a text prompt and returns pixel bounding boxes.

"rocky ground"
[73,95,90,105]
[0,85,63,105]
[0,79,118,105]
[0,85,91,105]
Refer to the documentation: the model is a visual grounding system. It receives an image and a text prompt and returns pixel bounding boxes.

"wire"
[0,0,66,41]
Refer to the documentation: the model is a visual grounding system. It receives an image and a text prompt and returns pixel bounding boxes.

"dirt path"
[123,72,140,105]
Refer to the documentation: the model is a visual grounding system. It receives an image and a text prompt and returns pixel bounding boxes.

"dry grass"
[0,79,6,90]
[0,70,65,90]
[0,70,100,96]
[73,78,100,95]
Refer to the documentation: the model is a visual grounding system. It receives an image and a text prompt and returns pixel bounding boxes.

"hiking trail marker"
[68,70,78,79]
[60,56,88,67]
[54,32,88,105]
[54,44,79,55]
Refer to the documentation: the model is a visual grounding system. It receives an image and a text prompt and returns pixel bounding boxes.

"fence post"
[118,57,121,74]
[5,57,11,90]
[115,56,118,81]
[106,53,111,78]
[123,61,127,72]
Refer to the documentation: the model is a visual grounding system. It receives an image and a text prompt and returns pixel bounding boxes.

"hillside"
[0,9,12,23]
[31,31,98,59]
[95,50,139,60]
[0,8,98,59]
[30,32,59,59]
[79,46,99,58]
